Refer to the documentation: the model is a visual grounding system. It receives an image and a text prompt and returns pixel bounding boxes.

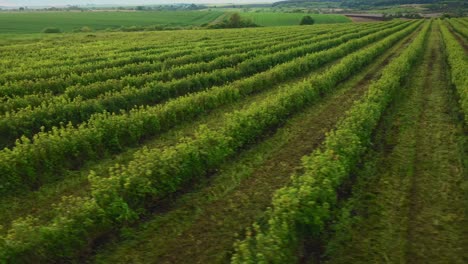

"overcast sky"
[0,0,276,6]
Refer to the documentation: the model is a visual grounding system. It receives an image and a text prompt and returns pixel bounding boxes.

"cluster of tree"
[207,13,259,29]
[426,2,466,16]
[15,6,85,11]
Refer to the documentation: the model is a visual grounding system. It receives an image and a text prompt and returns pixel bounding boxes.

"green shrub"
[300,15,315,25]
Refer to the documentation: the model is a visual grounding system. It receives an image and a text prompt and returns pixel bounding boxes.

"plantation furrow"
[0,24,373,113]
[231,21,429,263]
[92,23,422,264]
[324,22,466,264]
[5,23,381,96]
[0,33,307,110]
[0,28,317,97]
[0,20,420,262]
[0,26,322,66]
[2,25,392,95]
[0,21,415,197]
[0,27,306,83]
[0,26,339,85]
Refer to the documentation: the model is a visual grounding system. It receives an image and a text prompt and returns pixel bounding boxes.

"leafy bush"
[208,13,259,29]
[300,15,315,25]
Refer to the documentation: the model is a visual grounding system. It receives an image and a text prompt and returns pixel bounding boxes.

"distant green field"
[0,11,223,34]
[0,10,351,34]
[241,12,351,26]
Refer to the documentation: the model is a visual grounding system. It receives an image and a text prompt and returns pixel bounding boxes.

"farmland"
[0,11,224,34]
[0,11,351,34]
[0,17,466,263]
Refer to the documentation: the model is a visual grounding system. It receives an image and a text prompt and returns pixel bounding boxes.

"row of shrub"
[3,25,312,85]
[2,29,293,96]
[1,24,345,102]
[231,20,430,263]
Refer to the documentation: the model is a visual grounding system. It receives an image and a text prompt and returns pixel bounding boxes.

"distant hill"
[273,0,463,8]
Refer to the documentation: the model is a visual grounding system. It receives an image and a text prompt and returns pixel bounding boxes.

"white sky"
[0,0,277,6]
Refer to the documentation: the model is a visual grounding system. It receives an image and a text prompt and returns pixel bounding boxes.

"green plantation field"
[0,11,223,33]
[241,12,351,26]
[0,18,466,263]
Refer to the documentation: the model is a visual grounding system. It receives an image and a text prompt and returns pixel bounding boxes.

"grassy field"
[0,11,223,33]
[0,18,466,263]
[241,12,351,26]
[0,11,352,34]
